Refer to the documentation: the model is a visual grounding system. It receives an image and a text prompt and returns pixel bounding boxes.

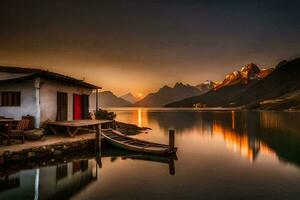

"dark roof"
[0,66,101,89]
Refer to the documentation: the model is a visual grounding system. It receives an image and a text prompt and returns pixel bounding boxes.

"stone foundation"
[0,138,96,165]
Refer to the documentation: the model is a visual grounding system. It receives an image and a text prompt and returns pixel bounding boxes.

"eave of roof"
[0,66,101,89]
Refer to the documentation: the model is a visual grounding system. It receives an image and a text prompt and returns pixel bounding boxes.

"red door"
[73,94,83,120]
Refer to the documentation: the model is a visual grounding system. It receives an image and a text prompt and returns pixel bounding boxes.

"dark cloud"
[0,0,299,95]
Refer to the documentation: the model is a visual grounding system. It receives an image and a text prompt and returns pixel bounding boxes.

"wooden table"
[46,119,114,150]
[46,119,113,136]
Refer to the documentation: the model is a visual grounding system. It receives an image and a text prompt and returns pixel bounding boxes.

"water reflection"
[212,122,275,162]
[114,109,300,167]
[101,146,177,175]
[0,146,176,199]
[0,159,97,200]
[1,109,300,200]
[0,175,20,192]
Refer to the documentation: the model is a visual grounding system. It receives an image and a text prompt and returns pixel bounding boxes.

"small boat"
[101,129,177,155]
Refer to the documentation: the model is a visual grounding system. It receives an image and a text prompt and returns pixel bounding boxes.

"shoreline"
[107,107,300,112]
[116,121,151,135]
[0,121,151,165]
[0,133,96,164]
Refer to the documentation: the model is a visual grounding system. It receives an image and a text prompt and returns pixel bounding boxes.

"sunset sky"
[0,0,299,96]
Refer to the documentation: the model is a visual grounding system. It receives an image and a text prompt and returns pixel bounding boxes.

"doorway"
[73,94,89,120]
[57,92,68,121]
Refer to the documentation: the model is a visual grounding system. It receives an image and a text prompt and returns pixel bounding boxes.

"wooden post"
[95,89,99,111]
[95,124,101,151]
[113,120,116,130]
[168,129,175,152]
[95,152,102,168]
[169,157,175,175]
[99,124,102,151]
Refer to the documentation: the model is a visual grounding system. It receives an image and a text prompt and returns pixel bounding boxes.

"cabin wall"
[39,79,93,124]
[0,72,96,127]
[89,92,100,112]
[0,80,37,121]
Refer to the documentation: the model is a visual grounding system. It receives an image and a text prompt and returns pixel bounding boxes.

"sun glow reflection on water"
[2,109,300,200]
[137,108,142,127]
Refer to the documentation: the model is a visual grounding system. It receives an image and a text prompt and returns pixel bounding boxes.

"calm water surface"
[1,108,300,200]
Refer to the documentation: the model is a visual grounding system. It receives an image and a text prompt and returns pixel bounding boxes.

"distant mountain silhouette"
[165,57,300,110]
[134,82,205,107]
[90,91,132,108]
[121,93,139,103]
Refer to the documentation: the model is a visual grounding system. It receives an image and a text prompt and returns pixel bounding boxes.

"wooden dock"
[45,119,113,151]
[0,119,177,165]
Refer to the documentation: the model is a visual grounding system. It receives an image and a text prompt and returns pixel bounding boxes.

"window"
[57,92,68,121]
[1,92,21,106]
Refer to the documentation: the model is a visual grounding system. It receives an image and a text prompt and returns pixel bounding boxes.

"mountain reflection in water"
[114,109,300,167]
[1,109,300,200]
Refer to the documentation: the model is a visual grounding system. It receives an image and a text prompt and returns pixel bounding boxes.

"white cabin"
[0,66,101,128]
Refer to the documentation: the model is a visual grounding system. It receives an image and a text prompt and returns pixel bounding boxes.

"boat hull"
[101,129,177,155]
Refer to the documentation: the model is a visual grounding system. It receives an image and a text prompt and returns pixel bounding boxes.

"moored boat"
[101,129,177,155]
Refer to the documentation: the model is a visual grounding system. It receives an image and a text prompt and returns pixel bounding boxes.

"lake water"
[1,108,300,200]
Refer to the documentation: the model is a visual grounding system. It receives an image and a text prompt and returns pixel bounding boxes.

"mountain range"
[90,91,132,108]
[212,63,274,90]
[165,57,300,110]
[133,82,211,107]
[120,93,139,104]
[92,57,300,110]
[93,81,213,108]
